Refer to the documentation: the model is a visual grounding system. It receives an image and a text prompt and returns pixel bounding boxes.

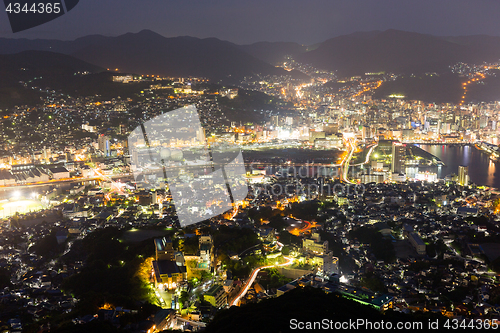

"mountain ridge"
[0,30,308,82]
[297,29,479,76]
[1,29,500,82]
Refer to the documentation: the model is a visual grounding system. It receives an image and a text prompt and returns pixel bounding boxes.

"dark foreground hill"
[205,286,444,333]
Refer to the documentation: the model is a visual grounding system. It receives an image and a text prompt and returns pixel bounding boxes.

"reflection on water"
[418,144,500,188]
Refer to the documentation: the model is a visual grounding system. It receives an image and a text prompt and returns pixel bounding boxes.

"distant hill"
[0,51,103,108]
[297,29,495,77]
[3,29,500,103]
[372,73,463,104]
[217,88,293,124]
[238,41,307,65]
[372,70,500,104]
[3,29,500,81]
[0,34,108,55]
[0,50,102,76]
[443,35,500,63]
[463,69,500,103]
[70,30,307,82]
[0,31,308,83]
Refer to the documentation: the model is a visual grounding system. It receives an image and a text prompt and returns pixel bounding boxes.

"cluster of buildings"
[1,52,500,330]
[276,273,394,312]
[0,164,70,186]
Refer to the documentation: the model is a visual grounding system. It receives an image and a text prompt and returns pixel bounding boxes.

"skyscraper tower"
[391,142,406,174]
[458,165,469,186]
[98,134,110,157]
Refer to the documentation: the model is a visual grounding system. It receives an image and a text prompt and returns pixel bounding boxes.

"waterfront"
[418,144,500,188]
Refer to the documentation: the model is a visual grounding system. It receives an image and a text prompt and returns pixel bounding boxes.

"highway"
[351,143,377,166]
[289,217,312,236]
[230,256,294,306]
[340,138,356,184]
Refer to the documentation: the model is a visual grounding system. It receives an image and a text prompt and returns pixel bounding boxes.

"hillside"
[238,41,307,65]
[297,30,483,77]
[372,73,463,103]
[69,30,306,82]
[0,51,103,108]
[0,31,307,83]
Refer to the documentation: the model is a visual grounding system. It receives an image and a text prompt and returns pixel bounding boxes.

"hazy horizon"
[1,0,500,44]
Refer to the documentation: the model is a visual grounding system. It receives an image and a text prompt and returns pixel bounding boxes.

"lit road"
[230,256,294,306]
[340,138,356,184]
[288,217,312,236]
[460,72,486,106]
[351,143,378,166]
[352,80,383,98]
[298,219,312,233]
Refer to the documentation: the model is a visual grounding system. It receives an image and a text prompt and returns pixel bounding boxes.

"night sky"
[1,0,499,44]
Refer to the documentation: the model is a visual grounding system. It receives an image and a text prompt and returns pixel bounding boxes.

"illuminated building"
[391,142,405,174]
[408,232,426,255]
[154,309,176,331]
[204,284,227,308]
[458,165,469,186]
[311,251,339,275]
[199,235,214,265]
[98,134,110,157]
[271,115,280,127]
[152,237,187,290]
[47,166,70,180]
[415,172,437,182]
[309,130,326,144]
[302,233,328,255]
[219,88,238,99]
[0,169,16,186]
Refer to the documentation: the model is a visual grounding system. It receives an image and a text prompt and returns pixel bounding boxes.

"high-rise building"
[458,165,469,186]
[42,146,50,163]
[391,142,406,174]
[316,251,339,275]
[152,190,157,205]
[361,126,372,140]
[196,128,205,143]
[271,115,280,128]
[98,134,110,157]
